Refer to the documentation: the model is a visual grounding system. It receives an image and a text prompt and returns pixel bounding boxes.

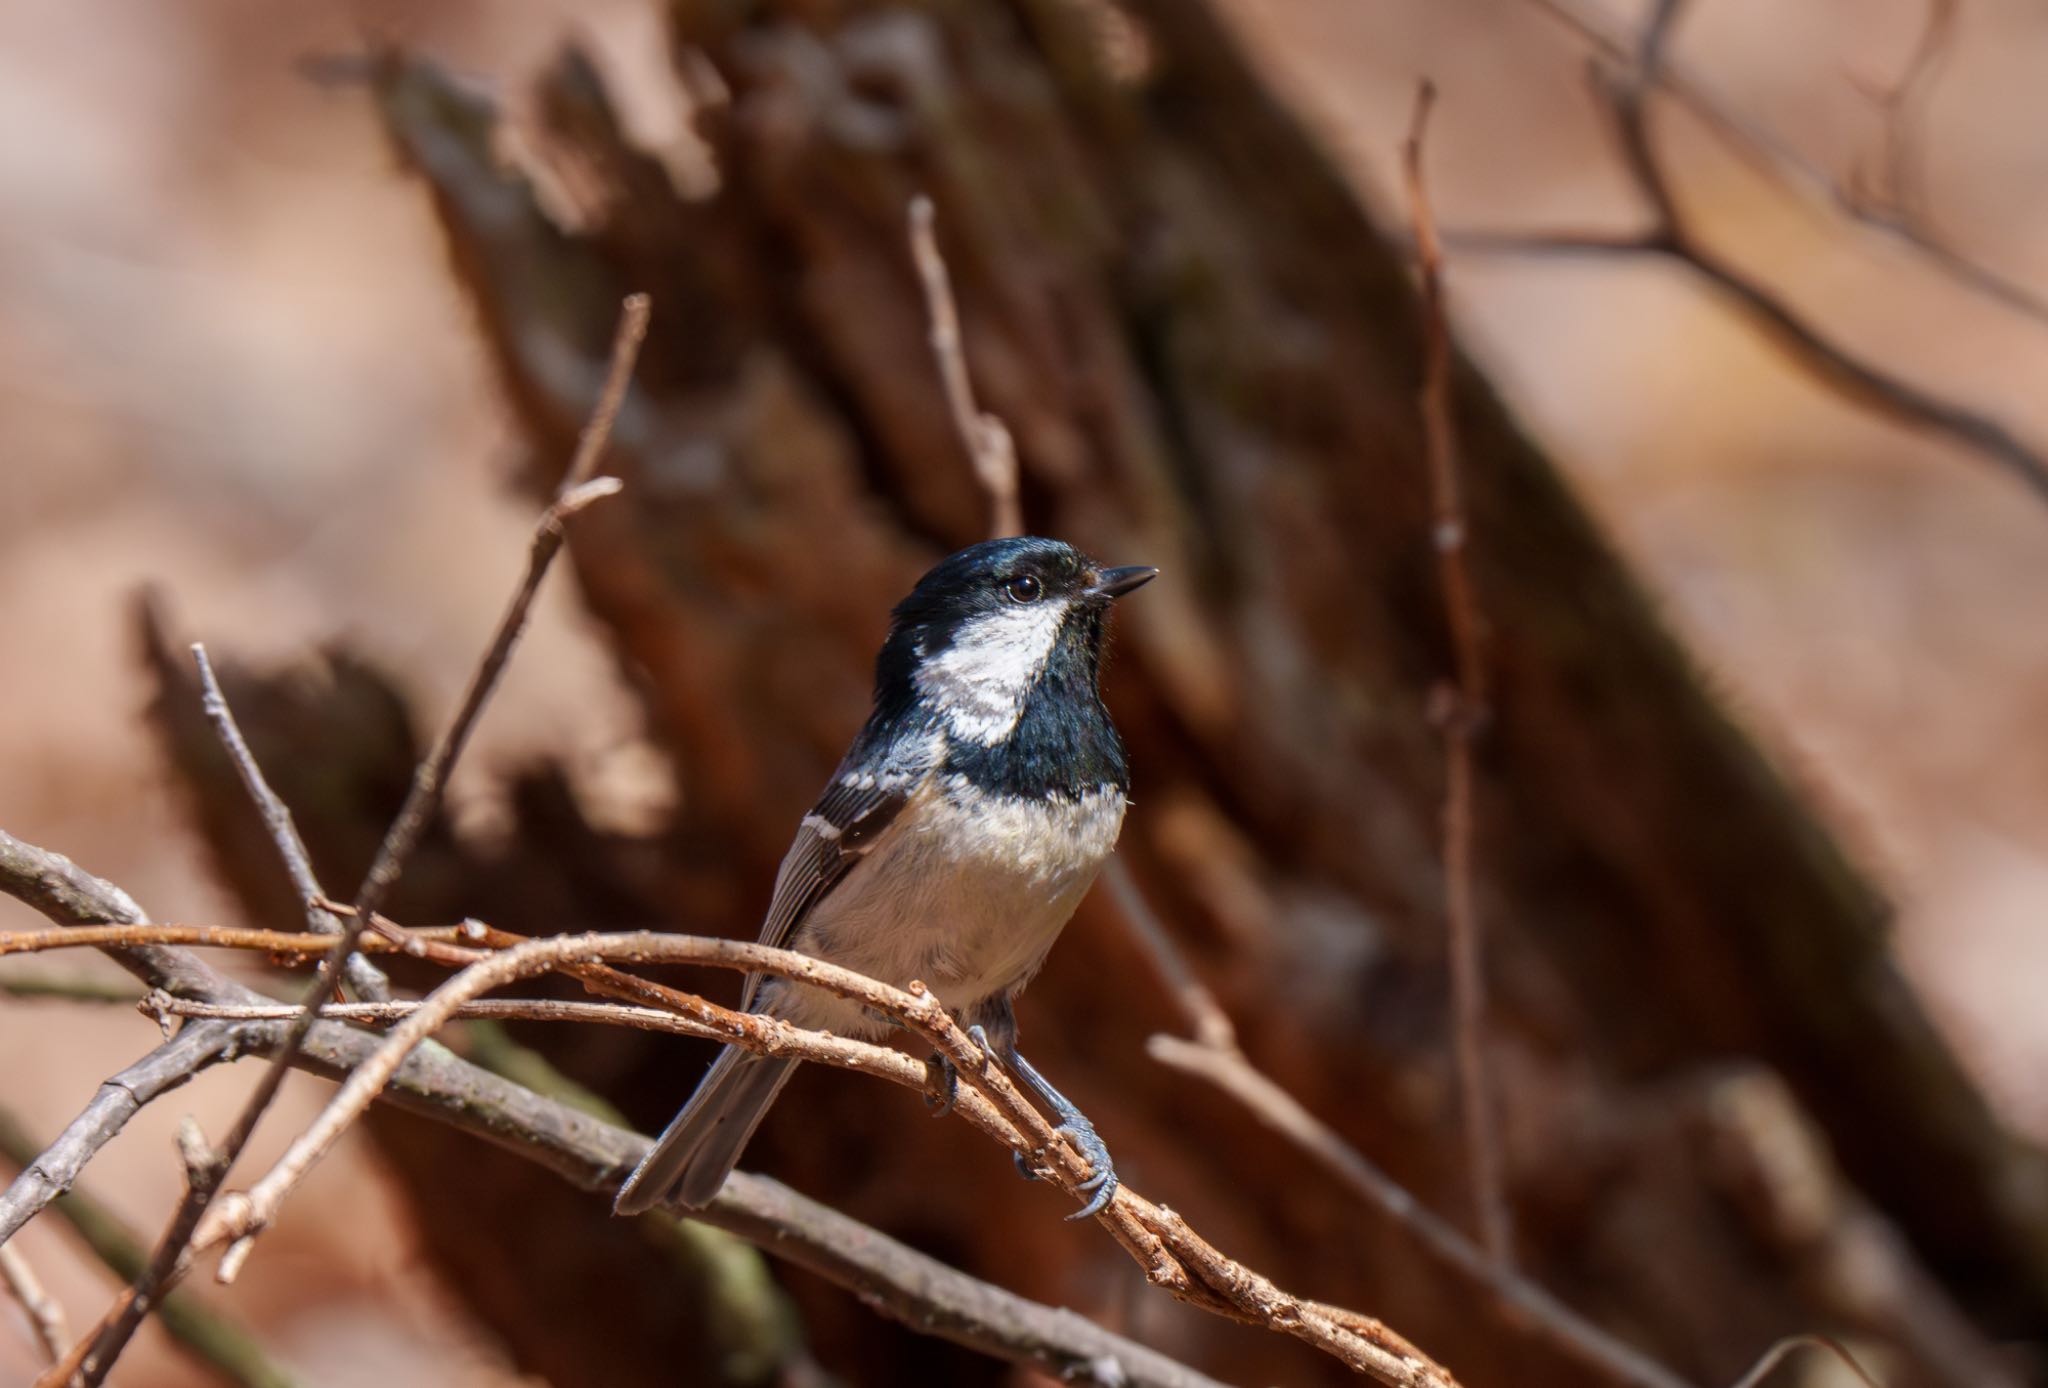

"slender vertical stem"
[1401,82,1513,1271]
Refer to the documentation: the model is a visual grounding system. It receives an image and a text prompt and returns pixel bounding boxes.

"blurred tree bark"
[146,1,2048,1384]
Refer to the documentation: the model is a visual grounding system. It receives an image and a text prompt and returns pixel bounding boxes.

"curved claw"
[1055,1121,1119,1220]
[925,1052,959,1116]
[967,1025,1118,1215]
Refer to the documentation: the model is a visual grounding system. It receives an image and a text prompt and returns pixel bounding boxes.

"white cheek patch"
[914,599,1072,745]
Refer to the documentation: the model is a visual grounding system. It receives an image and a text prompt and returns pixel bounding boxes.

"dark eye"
[1000,574,1043,604]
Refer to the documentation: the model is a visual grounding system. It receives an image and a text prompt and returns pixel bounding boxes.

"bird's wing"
[739,752,932,1010]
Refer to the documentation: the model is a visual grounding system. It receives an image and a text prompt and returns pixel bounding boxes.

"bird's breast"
[916,775,1127,879]
[790,777,1127,1022]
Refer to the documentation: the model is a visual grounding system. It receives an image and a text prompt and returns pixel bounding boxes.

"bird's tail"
[613,1048,799,1215]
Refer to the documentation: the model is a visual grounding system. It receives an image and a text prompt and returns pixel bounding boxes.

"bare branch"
[0,1024,256,1249]
[0,921,479,962]
[1102,861,1237,1053]
[1113,806,1694,1386]
[190,643,389,1001]
[1402,80,1512,1272]
[135,927,1449,1385]
[0,837,1236,1388]
[145,991,970,1111]
[67,293,650,1386]
[344,292,643,937]
[0,830,219,1002]
[1110,798,1690,1382]
[1518,0,2048,330]
[1462,5,2048,506]
[0,824,1455,1386]
[1726,1333,1881,1388]
[0,1109,293,1388]
[1122,839,1679,1388]
[154,994,719,1034]
[1147,1036,1694,1388]
[58,292,647,1388]
[1,1242,68,1364]
[909,195,1024,538]
[701,1174,1229,1388]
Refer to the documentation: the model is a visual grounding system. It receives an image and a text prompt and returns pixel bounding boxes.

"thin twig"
[151,994,725,1035]
[345,292,646,932]
[190,644,389,1001]
[1725,1333,1880,1388]
[1116,846,1693,1387]
[0,1109,293,1388]
[0,830,222,1002]
[1517,0,2048,330]
[0,973,140,1005]
[1845,0,1957,229]
[1147,1036,1693,1388]
[909,195,1023,538]
[701,1172,1229,1388]
[0,1024,256,1249]
[0,922,479,962]
[70,294,650,1386]
[1,1243,68,1364]
[1402,81,1512,1272]
[1102,861,1238,1053]
[1480,1,2048,505]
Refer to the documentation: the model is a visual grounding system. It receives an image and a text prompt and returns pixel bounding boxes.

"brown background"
[3,0,2045,1383]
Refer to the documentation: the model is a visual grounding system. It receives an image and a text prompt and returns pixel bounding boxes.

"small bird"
[614,536,1155,1219]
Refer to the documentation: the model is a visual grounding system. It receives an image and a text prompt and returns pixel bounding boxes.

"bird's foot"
[1047,1111,1118,1220]
[977,1033,1119,1219]
[924,1051,958,1116]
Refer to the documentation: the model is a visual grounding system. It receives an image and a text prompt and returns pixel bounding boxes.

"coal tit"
[614,536,1156,1219]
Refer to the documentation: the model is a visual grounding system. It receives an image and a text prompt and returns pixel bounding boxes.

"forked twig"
[0,1105,298,1388]
[1468,0,2048,505]
[190,644,390,1002]
[64,292,650,1386]
[1518,0,2048,329]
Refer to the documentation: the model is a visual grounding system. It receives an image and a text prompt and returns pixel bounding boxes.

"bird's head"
[875,537,1155,747]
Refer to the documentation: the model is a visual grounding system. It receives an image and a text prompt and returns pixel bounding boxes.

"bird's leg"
[966,1002,1118,1220]
[964,1024,1039,1181]
[1001,1045,1119,1219]
[924,1050,959,1115]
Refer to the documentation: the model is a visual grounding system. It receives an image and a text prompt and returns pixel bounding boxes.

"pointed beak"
[1086,565,1159,601]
